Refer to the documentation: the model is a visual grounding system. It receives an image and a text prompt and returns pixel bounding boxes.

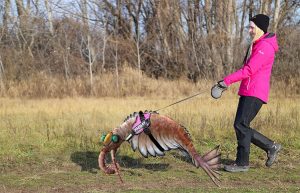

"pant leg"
[251,130,274,152]
[234,96,267,166]
[249,98,274,152]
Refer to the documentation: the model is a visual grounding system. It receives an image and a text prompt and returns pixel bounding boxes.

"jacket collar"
[253,33,269,44]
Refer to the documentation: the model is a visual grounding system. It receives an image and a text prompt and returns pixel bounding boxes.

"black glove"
[211,80,228,99]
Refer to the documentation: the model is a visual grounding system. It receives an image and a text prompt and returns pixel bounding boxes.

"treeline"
[0,0,299,97]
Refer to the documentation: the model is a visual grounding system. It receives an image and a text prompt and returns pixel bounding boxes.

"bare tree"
[15,0,28,29]
[248,0,254,19]
[102,18,108,71]
[125,0,143,82]
[224,0,235,73]
[259,0,272,15]
[81,0,96,95]
[114,0,121,97]
[239,0,247,43]
[204,0,212,34]
[103,0,131,38]
[0,55,5,92]
[2,0,11,35]
[45,0,54,35]
[272,0,281,32]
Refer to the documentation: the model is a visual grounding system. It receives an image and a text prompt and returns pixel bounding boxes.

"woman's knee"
[234,121,247,132]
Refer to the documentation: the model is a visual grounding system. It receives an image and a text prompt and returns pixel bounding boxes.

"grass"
[0,94,299,192]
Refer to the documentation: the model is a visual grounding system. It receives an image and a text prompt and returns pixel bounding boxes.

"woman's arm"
[223,42,272,86]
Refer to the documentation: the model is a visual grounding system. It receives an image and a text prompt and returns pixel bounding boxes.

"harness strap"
[138,111,145,122]
[139,111,165,152]
[147,132,165,152]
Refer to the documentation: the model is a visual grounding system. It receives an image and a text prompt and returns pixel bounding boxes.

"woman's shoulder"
[256,33,278,52]
[253,39,275,53]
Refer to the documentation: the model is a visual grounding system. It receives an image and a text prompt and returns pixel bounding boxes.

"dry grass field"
[0,90,299,192]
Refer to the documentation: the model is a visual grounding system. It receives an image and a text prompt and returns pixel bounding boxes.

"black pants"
[234,96,274,166]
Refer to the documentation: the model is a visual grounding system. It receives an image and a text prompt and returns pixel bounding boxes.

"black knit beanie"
[250,14,270,34]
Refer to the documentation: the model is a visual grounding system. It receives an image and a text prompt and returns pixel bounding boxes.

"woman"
[211,14,281,172]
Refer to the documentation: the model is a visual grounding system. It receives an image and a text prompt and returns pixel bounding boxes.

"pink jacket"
[224,33,279,103]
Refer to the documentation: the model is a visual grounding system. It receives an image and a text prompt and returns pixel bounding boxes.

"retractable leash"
[154,88,211,112]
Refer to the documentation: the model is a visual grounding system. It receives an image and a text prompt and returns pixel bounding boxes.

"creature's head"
[100,131,123,150]
[98,115,137,174]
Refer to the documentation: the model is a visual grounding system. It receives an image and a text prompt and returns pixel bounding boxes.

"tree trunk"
[224,0,234,74]
[239,0,247,43]
[248,0,254,19]
[0,55,5,93]
[16,0,27,29]
[156,0,172,58]
[45,0,54,35]
[3,0,11,34]
[272,0,281,33]
[115,1,120,96]
[173,1,185,52]
[115,37,119,97]
[259,0,264,14]
[125,0,143,82]
[102,20,108,71]
[81,0,94,95]
[194,0,202,35]
[188,0,200,74]
[214,1,225,77]
[204,0,212,34]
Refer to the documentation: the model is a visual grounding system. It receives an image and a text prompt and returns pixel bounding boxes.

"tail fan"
[194,145,222,186]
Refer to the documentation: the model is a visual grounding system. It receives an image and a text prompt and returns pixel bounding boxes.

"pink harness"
[126,111,164,152]
[132,113,151,134]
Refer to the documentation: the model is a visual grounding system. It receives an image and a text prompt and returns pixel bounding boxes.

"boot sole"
[224,166,249,172]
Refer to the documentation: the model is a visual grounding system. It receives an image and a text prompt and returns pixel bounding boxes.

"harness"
[125,111,164,152]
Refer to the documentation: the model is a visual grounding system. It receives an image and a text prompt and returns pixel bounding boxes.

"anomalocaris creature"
[99,111,221,186]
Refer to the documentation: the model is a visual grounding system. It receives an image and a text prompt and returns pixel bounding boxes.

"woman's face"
[249,21,256,38]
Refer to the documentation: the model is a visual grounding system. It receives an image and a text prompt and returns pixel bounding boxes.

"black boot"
[266,143,282,167]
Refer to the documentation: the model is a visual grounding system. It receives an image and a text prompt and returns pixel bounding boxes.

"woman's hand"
[211,80,228,99]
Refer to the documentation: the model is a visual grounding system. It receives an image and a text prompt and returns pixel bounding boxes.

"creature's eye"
[111,135,119,143]
[100,134,107,142]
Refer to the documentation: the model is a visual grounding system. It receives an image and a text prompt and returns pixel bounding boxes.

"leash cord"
[154,88,210,112]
